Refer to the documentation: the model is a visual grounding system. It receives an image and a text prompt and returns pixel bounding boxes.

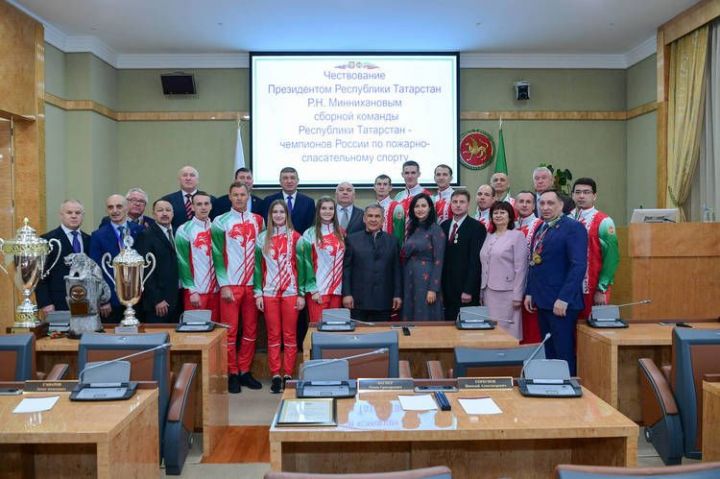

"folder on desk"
[518,359,582,398]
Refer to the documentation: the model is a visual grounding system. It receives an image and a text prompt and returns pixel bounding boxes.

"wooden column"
[0,1,46,332]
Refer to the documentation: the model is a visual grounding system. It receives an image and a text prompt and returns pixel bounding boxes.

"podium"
[615,223,720,321]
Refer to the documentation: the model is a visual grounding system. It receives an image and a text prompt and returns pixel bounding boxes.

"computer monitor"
[310,330,399,378]
[454,344,546,378]
[0,333,34,381]
[630,208,678,224]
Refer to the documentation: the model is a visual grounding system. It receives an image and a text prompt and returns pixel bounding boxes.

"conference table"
[302,322,520,378]
[576,322,720,422]
[704,381,720,462]
[270,386,638,478]
[0,388,159,478]
[34,325,228,459]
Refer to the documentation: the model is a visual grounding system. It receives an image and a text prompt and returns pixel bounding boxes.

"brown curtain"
[666,26,709,220]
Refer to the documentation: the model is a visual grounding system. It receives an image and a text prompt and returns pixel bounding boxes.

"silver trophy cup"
[0,218,61,329]
[101,234,156,332]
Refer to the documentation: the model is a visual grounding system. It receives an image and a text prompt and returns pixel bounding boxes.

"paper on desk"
[13,396,60,413]
[458,397,502,415]
[398,394,438,411]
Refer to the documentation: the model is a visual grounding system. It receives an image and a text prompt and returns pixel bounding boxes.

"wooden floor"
[202,426,271,463]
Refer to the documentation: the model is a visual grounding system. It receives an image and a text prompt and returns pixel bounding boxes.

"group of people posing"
[36,161,618,393]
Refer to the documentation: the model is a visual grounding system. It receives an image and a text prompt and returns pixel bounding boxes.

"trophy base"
[8,321,49,339]
[68,315,104,339]
[114,324,145,335]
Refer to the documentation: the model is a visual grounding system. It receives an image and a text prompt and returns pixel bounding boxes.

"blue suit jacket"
[525,215,587,310]
[161,190,218,231]
[263,191,315,234]
[89,222,144,306]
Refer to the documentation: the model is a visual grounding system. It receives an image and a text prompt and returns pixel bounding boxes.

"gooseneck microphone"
[520,333,551,379]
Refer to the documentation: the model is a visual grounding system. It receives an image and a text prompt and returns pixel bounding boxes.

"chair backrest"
[670,328,720,458]
[454,344,545,378]
[311,331,399,378]
[78,332,171,425]
[556,461,720,478]
[0,334,35,381]
[264,465,452,479]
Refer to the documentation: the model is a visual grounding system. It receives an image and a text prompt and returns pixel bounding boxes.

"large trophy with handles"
[102,232,156,334]
[0,218,61,335]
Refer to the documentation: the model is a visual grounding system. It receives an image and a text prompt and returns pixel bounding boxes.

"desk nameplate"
[358,379,414,391]
[458,377,514,390]
[24,380,78,393]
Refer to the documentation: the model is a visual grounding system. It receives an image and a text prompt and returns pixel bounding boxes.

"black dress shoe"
[239,372,263,390]
[271,376,282,394]
[228,373,241,394]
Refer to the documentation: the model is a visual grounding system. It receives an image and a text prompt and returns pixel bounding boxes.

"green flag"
[494,120,508,175]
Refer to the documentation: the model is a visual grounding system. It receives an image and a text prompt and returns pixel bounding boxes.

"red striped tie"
[184,193,194,219]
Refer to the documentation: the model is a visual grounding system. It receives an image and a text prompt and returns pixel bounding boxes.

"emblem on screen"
[334,61,380,70]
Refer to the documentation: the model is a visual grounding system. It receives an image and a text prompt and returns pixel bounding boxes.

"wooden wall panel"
[0,1,37,118]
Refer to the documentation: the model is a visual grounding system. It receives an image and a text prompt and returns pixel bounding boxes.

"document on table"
[13,396,60,413]
[398,394,438,411]
[458,397,502,415]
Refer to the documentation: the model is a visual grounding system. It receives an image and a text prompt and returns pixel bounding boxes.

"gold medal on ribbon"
[532,252,542,265]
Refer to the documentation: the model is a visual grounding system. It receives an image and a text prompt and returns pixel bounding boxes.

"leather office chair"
[638,328,720,464]
[555,461,720,478]
[77,332,198,475]
[426,343,545,379]
[264,465,452,479]
[0,333,68,381]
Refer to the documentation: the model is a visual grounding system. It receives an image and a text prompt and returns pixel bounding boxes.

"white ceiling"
[10,0,699,69]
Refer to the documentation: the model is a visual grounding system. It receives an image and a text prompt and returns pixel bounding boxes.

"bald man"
[162,165,217,231]
[490,172,515,207]
[89,194,144,323]
[335,181,364,235]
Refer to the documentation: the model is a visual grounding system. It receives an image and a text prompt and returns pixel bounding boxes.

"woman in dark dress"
[400,193,446,321]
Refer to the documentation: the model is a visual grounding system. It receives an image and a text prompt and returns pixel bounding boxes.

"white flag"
[233,123,245,171]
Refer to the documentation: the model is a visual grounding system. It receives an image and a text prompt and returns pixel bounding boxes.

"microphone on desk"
[520,333,551,380]
[78,342,172,384]
[456,309,515,325]
[614,299,652,309]
[300,348,389,381]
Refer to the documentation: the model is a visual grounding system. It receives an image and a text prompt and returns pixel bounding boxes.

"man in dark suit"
[135,199,181,323]
[342,205,402,322]
[213,167,264,217]
[161,165,217,231]
[524,190,587,375]
[99,188,155,230]
[89,194,144,323]
[36,199,92,313]
[335,182,364,235]
[262,167,315,234]
[440,189,486,321]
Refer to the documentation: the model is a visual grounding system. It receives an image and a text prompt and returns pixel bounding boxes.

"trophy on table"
[64,252,111,338]
[101,232,156,334]
[0,218,61,336]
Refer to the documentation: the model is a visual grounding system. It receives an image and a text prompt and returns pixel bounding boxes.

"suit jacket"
[342,230,401,311]
[212,194,264,217]
[263,191,315,234]
[161,190,218,231]
[99,215,155,230]
[480,229,528,301]
[341,205,365,236]
[525,215,587,310]
[89,221,144,306]
[35,226,91,310]
[440,217,486,304]
[135,223,180,321]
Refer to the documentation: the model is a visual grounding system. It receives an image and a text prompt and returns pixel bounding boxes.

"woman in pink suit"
[480,201,529,340]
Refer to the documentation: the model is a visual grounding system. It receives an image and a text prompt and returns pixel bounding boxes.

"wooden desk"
[270,388,638,478]
[703,381,720,462]
[34,327,228,458]
[302,323,519,378]
[0,389,159,478]
[577,322,720,422]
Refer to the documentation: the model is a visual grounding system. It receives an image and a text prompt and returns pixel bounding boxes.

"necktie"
[448,222,458,243]
[71,230,81,253]
[286,195,294,213]
[341,208,350,229]
[166,227,175,249]
[117,226,125,248]
[185,193,194,219]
